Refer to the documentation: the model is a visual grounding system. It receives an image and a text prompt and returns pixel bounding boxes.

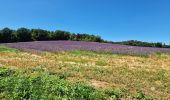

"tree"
[0,31,2,42]
[31,29,50,41]
[11,31,18,42]
[93,36,103,42]
[69,33,77,41]
[155,42,163,48]
[0,28,13,42]
[16,28,32,42]
[51,30,70,40]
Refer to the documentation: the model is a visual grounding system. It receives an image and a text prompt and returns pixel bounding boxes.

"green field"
[0,46,170,99]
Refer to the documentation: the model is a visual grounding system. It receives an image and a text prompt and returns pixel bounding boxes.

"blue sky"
[0,0,170,43]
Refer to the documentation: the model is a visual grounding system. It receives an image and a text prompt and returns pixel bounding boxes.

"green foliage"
[0,67,15,77]
[0,32,2,42]
[0,28,13,42]
[11,32,19,42]
[51,30,70,40]
[74,33,103,42]
[136,91,153,100]
[0,27,169,48]
[0,27,103,43]
[0,67,153,100]
[112,40,170,48]
[0,67,109,100]
[0,45,19,52]
[31,29,50,41]
[16,28,32,42]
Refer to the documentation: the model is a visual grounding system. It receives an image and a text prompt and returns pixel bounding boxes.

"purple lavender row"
[3,41,170,55]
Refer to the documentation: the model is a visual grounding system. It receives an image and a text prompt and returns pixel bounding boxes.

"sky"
[0,0,170,43]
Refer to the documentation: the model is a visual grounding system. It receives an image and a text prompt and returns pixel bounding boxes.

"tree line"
[0,27,169,48]
[0,27,103,43]
[107,40,170,48]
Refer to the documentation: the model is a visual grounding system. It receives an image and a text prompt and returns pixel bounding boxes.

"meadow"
[0,42,170,99]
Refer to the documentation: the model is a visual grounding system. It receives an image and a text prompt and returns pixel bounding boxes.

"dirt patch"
[91,80,110,88]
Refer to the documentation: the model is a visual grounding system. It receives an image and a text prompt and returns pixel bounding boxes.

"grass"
[0,46,19,52]
[0,46,170,99]
[0,67,109,100]
[0,67,152,100]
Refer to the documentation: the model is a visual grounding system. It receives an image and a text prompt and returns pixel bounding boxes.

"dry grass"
[0,48,170,99]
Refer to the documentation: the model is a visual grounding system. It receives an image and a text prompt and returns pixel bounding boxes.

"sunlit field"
[0,45,170,99]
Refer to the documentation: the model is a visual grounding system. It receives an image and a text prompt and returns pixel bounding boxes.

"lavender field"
[4,41,170,55]
[1,42,170,99]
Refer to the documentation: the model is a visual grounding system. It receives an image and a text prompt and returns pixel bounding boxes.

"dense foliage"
[111,40,170,48]
[0,28,103,43]
[0,27,169,48]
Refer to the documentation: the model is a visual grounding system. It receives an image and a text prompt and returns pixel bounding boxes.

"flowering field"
[4,41,170,55]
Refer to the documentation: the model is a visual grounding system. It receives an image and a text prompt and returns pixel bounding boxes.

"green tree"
[69,33,77,41]
[11,31,18,42]
[0,31,2,42]
[155,42,163,48]
[31,29,50,41]
[17,28,32,42]
[0,28,13,42]
[51,30,70,40]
